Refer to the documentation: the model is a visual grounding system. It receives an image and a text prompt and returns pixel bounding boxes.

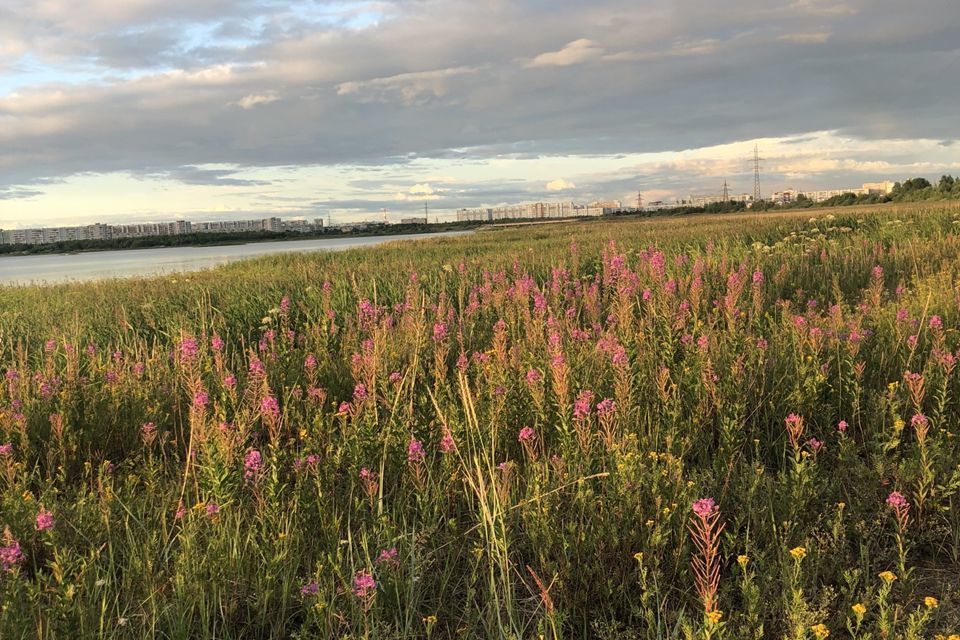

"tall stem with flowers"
[689,498,725,638]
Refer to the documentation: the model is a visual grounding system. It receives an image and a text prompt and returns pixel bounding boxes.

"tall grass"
[2,203,960,638]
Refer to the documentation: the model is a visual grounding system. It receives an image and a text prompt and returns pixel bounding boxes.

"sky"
[1,0,959,228]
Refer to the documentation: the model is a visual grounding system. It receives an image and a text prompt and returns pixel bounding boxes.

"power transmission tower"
[637,190,643,211]
[381,208,388,223]
[722,180,729,202]
[753,144,762,203]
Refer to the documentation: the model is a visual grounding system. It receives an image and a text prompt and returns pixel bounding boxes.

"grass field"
[2,203,960,638]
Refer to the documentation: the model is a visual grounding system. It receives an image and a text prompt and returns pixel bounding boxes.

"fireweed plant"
[1,204,960,638]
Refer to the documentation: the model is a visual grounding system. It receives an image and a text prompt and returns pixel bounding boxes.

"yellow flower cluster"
[810,623,830,639]
[705,610,722,625]
[878,570,897,584]
[790,546,807,560]
[851,603,866,616]
[924,596,939,609]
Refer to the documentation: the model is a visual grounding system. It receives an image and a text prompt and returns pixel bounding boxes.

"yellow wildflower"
[924,596,938,609]
[790,546,807,560]
[633,552,644,563]
[737,555,749,568]
[878,571,897,584]
[810,623,830,639]
[706,610,722,625]
[851,603,866,616]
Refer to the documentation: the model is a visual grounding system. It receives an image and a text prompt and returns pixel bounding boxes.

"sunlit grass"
[2,202,960,638]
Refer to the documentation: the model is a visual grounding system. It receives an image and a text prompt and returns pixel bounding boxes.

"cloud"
[336,66,482,106]
[236,91,280,109]
[393,183,442,201]
[528,39,604,67]
[778,31,832,44]
[546,179,577,191]
[155,166,274,186]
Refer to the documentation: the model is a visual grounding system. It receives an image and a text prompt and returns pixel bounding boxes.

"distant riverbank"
[0,230,473,285]
[0,222,478,257]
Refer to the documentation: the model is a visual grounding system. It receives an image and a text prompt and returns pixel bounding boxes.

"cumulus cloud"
[546,179,577,191]
[394,183,442,201]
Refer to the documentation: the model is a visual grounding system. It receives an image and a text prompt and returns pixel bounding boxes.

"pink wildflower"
[596,398,616,415]
[300,581,319,596]
[440,428,456,453]
[573,390,594,420]
[192,391,209,408]
[261,395,280,420]
[886,491,909,509]
[177,337,199,362]
[243,449,263,482]
[0,540,23,572]
[376,547,399,567]
[407,439,425,463]
[36,508,55,532]
[691,498,717,519]
[353,570,376,598]
[518,427,536,442]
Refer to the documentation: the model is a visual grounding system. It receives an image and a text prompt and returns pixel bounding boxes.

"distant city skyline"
[2,1,959,228]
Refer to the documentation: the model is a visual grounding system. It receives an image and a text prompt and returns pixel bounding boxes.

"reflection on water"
[0,232,470,285]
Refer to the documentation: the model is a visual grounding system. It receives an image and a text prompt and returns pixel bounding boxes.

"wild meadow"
[4,203,960,639]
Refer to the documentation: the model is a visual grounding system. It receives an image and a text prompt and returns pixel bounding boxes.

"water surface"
[0,232,470,285]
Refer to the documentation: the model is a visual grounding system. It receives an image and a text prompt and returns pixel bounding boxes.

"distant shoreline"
[0,222,481,257]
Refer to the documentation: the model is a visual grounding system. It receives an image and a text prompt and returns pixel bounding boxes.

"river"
[0,231,471,285]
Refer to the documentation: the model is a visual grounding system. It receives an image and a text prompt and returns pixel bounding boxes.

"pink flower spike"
[353,570,376,598]
[692,498,717,519]
[36,508,55,532]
